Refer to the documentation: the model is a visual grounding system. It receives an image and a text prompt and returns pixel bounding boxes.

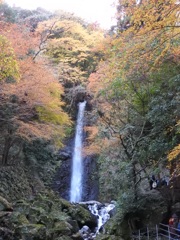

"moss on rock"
[0,195,13,211]
[52,220,73,236]
[15,223,46,240]
[0,192,98,239]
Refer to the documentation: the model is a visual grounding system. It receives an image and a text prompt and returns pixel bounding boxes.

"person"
[165,176,170,186]
[149,175,157,190]
[172,214,178,228]
[177,219,180,237]
[169,214,178,238]
[161,176,170,186]
[169,216,175,237]
[161,177,167,186]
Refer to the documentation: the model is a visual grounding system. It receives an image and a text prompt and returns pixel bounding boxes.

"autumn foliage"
[0,18,71,165]
[87,0,180,194]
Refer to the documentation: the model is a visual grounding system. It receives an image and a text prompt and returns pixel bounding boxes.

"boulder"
[95,235,123,240]
[10,212,29,225]
[59,150,72,161]
[0,196,13,211]
[72,231,84,239]
[52,221,73,236]
[15,223,46,240]
[59,198,97,228]
[0,192,99,240]
[67,204,97,228]
[67,219,80,233]
[0,227,14,240]
[13,200,30,214]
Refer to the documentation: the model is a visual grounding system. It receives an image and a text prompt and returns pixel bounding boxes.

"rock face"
[52,104,99,202]
[52,144,98,202]
[52,140,74,200]
[0,140,62,203]
[0,164,34,202]
[82,154,99,201]
[0,192,97,240]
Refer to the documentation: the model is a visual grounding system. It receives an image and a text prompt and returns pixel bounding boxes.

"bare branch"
[33,20,65,60]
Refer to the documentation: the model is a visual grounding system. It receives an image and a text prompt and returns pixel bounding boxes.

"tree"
[87,0,180,204]
[35,15,105,111]
[36,16,104,75]
[0,20,71,166]
[0,35,19,82]
[0,1,16,22]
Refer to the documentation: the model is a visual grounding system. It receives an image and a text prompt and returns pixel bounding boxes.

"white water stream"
[88,202,115,234]
[70,101,86,202]
[80,201,115,239]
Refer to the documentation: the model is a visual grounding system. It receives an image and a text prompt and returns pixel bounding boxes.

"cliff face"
[0,139,62,202]
[52,97,99,202]
[0,161,45,202]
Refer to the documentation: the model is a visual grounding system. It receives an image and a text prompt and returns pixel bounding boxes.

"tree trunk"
[1,136,12,166]
[132,162,138,200]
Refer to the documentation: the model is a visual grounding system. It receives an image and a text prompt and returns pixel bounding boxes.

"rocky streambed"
[0,192,117,240]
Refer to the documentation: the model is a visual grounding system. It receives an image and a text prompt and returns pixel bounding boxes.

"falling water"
[79,201,115,239]
[70,101,86,202]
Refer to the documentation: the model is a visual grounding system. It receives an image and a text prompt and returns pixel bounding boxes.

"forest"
[0,0,179,239]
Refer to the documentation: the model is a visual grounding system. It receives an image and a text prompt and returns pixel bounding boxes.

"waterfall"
[70,101,86,202]
[69,101,115,239]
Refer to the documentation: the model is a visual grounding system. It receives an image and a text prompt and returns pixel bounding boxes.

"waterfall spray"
[70,101,86,202]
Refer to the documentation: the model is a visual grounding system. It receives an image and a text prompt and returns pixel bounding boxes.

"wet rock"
[59,150,72,161]
[82,154,99,201]
[72,231,84,239]
[79,225,94,239]
[80,225,90,234]
[68,204,97,228]
[71,86,86,105]
[79,200,102,206]
[52,140,74,200]
[107,203,116,217]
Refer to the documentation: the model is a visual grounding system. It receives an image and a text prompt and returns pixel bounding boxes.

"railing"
[132,223,180,240]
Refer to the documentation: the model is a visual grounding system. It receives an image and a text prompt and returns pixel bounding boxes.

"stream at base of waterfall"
[80,201,115,239]
[69,101,115,239]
